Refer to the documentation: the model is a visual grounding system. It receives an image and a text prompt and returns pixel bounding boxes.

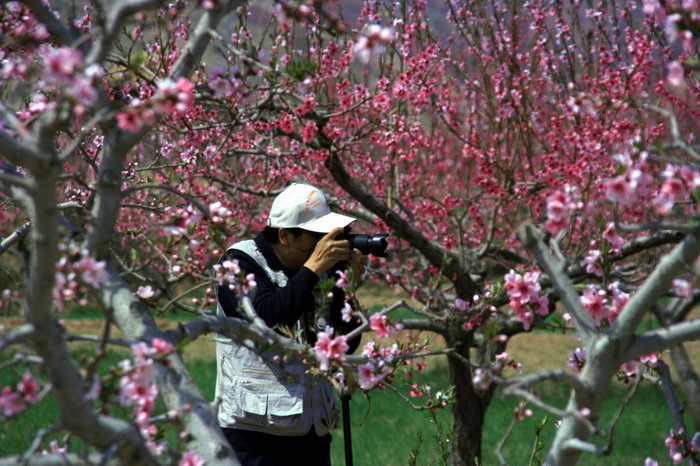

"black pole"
[341,395,353,466]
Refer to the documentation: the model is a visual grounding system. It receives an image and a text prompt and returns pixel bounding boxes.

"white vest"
[215,240,339,436]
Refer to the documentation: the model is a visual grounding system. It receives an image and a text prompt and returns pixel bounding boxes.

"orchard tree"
[1,0,700,465]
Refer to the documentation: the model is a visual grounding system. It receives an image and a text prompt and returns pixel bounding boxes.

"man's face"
[283,230,323,271]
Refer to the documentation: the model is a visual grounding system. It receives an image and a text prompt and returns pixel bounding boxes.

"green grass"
[0,345,683,465]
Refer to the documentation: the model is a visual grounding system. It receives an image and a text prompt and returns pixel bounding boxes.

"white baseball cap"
[267,183,356,233]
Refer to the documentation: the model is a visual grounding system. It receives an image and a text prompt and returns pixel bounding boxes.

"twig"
[0,324,36,352]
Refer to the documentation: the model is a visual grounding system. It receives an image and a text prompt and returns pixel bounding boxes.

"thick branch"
[170,0,243,79]
[0,132,46,173]
[325,151,477,297]
[618,318,700,362]
[94,264,238,465]
[610,231,700,343]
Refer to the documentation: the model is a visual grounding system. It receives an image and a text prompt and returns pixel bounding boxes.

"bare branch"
[0,221,32,256]
[121,183,211,217]
[561,438,607,456]
[0,323,35,352]
[619,318,700,362]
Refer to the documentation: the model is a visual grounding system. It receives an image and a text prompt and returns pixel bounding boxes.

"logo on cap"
[305,189,321,211]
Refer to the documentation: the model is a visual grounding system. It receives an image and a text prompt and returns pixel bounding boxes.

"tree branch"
[325,151,477,297]
[169,0,243,79]
[610,231,700,344]
[618,318,700,363]
[0,221,32,256]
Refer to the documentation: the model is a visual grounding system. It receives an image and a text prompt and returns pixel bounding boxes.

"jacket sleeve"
[217,249,320,328]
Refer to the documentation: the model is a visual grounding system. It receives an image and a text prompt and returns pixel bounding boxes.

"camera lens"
[344,233,389,257]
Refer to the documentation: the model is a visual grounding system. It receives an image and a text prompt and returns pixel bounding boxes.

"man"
[216,183,364,465]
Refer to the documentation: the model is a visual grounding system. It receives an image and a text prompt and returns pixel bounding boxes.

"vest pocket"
[231,379,306,429]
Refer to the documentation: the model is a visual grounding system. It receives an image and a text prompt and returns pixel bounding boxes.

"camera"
[338,233,389,257]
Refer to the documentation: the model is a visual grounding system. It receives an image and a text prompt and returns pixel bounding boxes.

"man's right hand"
[304,227,351,277]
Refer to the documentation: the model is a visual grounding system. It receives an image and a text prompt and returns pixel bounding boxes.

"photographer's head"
[266,184,356,273]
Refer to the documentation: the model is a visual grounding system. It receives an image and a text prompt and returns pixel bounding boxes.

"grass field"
[1,299,697,465]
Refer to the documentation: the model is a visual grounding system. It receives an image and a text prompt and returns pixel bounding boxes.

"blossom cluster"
[369,313,404,338]
[53,247,109,311]
[314,326,349,371]
[117,77,195,133]
[212,259,256,296]
[356,339,403,389]
[118,338,174,455]
[579,282,630,327]
[503,270,549,331]
[471,352,523,391]
[0,372,40,418]
[664,428,700,464]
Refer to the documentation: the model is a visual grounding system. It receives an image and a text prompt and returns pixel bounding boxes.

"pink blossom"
[640,353,661,368]
[369,313,403,338]
[544,191,570,235]
[76,255,109,288]
[504,270,540,303]
[584,249,603,276]
[642,0,666,22]
[153,77,194,115]
[672,278,694,299]
[620,360,638,377]
[335,269,351,289]
[241,273,257,294]
[568,347,586,374]
[17,373,40,402]
[41,46,83,82]
[213,259,241,287]
[358,361,390,390]
[136,285,154,299]
[454,298,469,311]
[667,61,684,87]
[358,363,377,389]
[603,223,624,252]
[581,285,610,326]
[0,387,26,417]
[341,302,354,322]
[117,108,146,133]
[314,327,349,371]
[472,368,491,390]
[302,121,318,143]
[179,450,205,466]
[644,457,659,466]
[607,282,629,323]
[410,384,423,398]
[604,175,636,205]
[353,25,394,64]
[361,340,376,357]
[152,338,174,355]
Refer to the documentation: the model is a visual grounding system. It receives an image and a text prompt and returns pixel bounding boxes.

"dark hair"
[263,226,305,244]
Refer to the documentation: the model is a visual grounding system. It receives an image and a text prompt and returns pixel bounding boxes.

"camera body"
[337,233,389,257]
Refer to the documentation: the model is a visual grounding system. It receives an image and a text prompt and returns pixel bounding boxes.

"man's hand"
[304,227,352,277]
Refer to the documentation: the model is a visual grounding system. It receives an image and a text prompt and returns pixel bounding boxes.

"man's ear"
[278,228,290,246]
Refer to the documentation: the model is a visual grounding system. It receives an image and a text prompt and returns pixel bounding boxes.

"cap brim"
[299,212,356,233]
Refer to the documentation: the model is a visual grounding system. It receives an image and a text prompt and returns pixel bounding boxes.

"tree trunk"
[446,328,490,466]
[670,344,700,431]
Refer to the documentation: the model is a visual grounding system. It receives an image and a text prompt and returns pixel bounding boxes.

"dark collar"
[253,232,293,277]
